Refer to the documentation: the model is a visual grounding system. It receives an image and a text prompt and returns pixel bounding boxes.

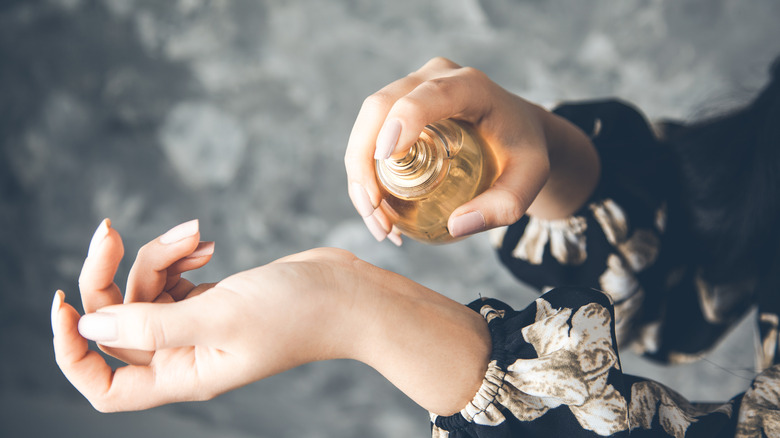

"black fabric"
[430,101,780,437]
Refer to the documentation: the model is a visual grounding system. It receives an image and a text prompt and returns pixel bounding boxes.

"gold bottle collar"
[377,125,451,199]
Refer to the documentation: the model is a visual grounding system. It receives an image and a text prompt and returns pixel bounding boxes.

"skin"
[52,219,490,416]
[53,57,602,419]
[344,57,600,244]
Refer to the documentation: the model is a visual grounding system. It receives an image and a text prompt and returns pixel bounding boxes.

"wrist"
[528,105,601,219]
[349,265,491,415]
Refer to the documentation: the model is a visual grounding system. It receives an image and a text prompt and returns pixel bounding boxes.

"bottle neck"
[377,122,459,199]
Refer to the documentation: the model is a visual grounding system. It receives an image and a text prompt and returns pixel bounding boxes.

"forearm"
[222,251,491,417]
[526,105,601,219]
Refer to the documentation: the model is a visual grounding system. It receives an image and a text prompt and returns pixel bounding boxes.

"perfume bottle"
[376,119,498,244]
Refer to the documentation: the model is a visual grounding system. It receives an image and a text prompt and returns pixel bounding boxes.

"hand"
[53,220,360,412]
[78,218,216,366]
[345,57,600,244]
[52,220,490,416]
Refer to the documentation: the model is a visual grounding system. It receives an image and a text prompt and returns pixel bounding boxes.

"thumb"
[77,299,213,351]
[448,152,549,237]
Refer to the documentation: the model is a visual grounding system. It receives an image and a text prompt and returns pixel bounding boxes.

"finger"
[387,226,403,247]
[380,65,494,160]
[345,75,426,218]
[165,278,196,301]
[77,296,219,351]
[78,220,156,365]
[183,282,217,300]
[166,241,215,277]
[363,207,393,242]
[160,241,215,301]
[79,219,124,313]
[98,345,153,367]
[125,220,203,303]
[53,291,216,412]
[343,57,461,216]
[448,150,550,237]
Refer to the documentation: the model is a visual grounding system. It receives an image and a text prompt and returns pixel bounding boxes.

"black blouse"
[429,101,780,437]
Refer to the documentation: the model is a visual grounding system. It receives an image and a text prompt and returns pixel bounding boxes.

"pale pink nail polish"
[363,215,387,242]
[78,313,118,342]
[160,219,199,244]
[374,119,402,160]
[87,218,111,258]
[387,232,403,247]
[51,290,64,335]
[184,241,215,259]
[350,182,375,218]
[449,211,486,237]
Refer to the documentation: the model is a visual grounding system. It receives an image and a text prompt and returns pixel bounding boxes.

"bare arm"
[54,221,490,416]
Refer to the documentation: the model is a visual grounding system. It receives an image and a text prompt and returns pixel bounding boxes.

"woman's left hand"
[53,220,361,412]
[53,220,490,416]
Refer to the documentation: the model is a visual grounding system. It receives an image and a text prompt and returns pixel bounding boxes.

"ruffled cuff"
[431,287,631,438]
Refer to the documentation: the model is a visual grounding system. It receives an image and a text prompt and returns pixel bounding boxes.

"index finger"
[344,74,425,218]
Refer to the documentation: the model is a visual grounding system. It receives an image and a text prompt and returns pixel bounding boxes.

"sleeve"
[492,100,672,350]
[430,288,770,438]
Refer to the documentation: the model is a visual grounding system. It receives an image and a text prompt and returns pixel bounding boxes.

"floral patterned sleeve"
[429,287,778,437]
[491,99,756,362]
[491,99,671,353]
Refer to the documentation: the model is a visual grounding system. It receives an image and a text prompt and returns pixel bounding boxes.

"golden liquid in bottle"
[376,119,498,244]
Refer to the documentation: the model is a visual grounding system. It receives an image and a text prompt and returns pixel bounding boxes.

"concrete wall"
[2,0,779,436]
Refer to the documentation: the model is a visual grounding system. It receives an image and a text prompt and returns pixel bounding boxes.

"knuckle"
[135,243,153,262]
[90,397,115,413]
[493,188,526,225]
[425,56,459,70]
[138,312,164,350]
[422,77,455,95]
[298,247,358,264]
[361,92,394,113]
[343,146,365,169]
[196,386,218,402]
[392,95,425,121]
[458,66,487,82]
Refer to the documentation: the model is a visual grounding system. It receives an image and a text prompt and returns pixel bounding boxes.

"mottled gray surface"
[1,0,779,436]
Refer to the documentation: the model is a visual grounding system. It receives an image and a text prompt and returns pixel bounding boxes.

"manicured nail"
[184,241,215,259]
[387,231,403,247]
[374,119,402,160]
[449,211,486,237]
[350,182,375,218]
[87,218,111,258]
[160,219,199,244]
[363,215,387,242]
[51,290,64,335]
[78,313,118,342]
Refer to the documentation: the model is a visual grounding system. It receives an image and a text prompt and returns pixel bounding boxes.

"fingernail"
[160,219,199,244]
[350,182,375,217]
[387,231,403,247]
[78,313,118,342]
[51,290,64,335]
[363,215,387,242]
[87,218,111,258]
[184,241,215,259]
[449,211,486,237]
[375,119,401,160]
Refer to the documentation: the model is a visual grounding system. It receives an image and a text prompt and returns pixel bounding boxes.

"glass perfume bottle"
[376,119,498,244]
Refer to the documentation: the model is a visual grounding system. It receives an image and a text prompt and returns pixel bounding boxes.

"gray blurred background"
[1,0,779,437]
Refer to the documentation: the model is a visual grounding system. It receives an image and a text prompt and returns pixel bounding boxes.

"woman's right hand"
[344,57,600,244]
